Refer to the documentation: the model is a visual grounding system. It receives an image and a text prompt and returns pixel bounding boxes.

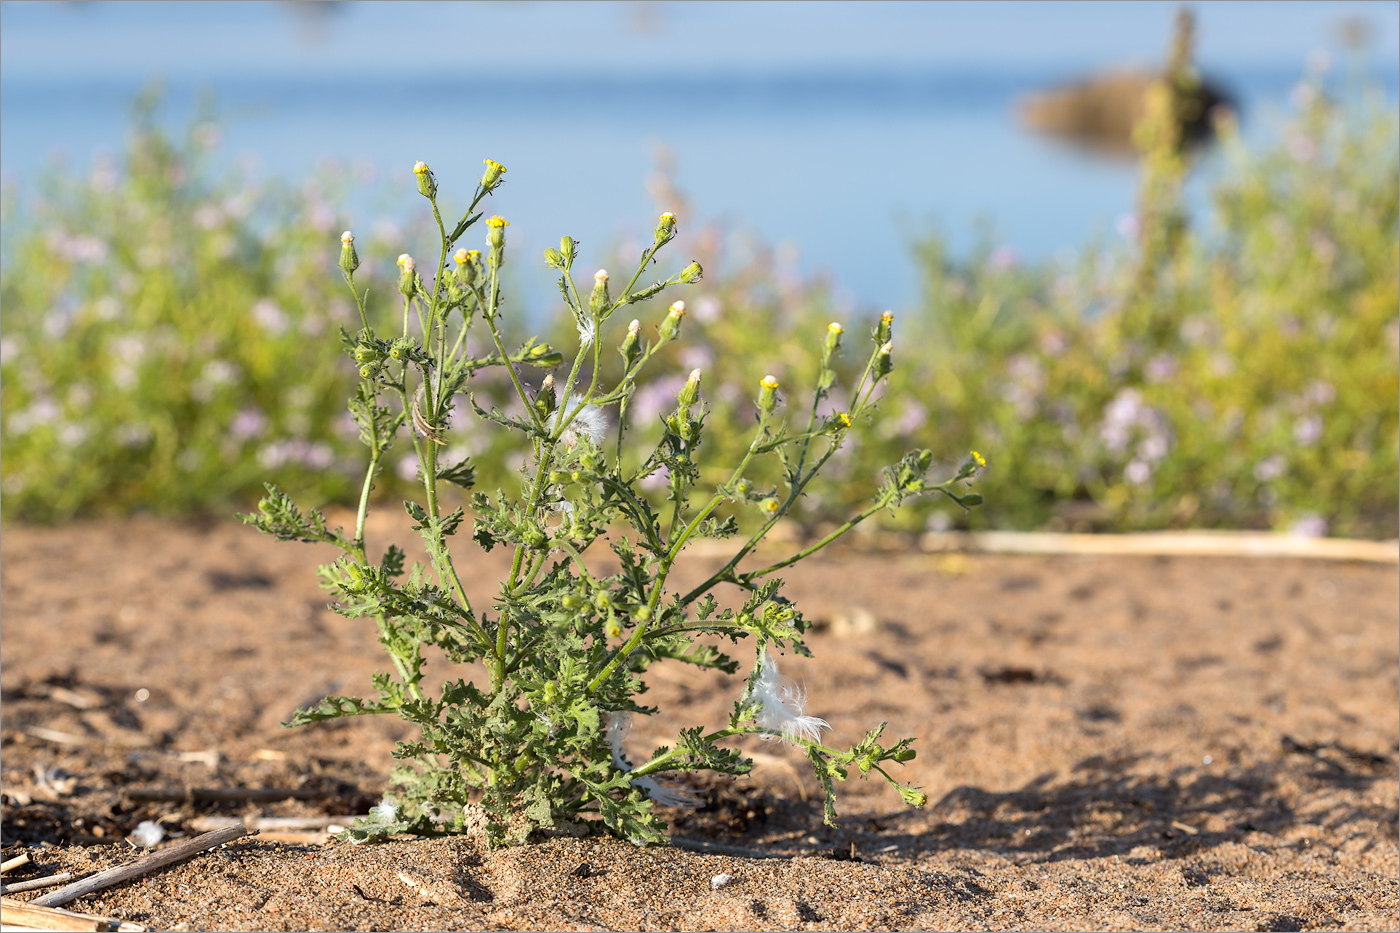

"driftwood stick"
[919,530,1400,563]
[123,786,320,803]
[31,823,251,909]
[0,896,147,931]
[0,853,30,873]
[1,871,75,894]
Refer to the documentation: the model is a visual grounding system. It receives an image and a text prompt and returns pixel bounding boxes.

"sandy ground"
[1,513,1396,931]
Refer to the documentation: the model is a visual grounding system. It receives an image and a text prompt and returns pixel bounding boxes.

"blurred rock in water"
[1017,69,1233,157]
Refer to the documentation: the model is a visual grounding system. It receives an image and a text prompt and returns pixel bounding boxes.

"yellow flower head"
[660,211,676,222]
[487,215,509,228]
[340,230,355,244]
[881,310,895,323]
[761,374,780,389]
[828,322,844,334]
[669,300,686,316]
[396,253,412,267]
[413,160,430,175]
[483,159,506,175]
[454,248,470,265]
[971,450,986,467]
[837,411,852,428]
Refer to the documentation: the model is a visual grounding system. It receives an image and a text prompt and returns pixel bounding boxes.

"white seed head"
[594,268,609,282]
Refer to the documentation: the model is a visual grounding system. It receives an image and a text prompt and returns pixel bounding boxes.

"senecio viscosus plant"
[242,159,985,846]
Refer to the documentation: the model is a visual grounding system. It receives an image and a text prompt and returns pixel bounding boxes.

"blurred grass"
[2,70,1396,537]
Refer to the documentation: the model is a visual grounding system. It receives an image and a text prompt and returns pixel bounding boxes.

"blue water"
[3,1,1397,317]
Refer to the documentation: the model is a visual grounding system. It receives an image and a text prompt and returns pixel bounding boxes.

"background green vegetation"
[3,72,1396,537]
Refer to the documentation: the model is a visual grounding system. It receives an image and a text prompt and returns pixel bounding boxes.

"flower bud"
[413,160,437,199]
[486,216,509,266]
[359,363,377,379]
[605,618,623,639]
[594,592,612,611]
[653,211,677,248]
[589,269,611,314]
[658,300,686,342]
[458,249,481,286]
[618,318,643,368]
[679,260,703,284]
[897,786,929,807]
[759,496,780,515]
[561,594,584,611]
[535,373,557,416]
[632,606,651,623]
[958,450,987,479]
[480,159,507,192]
[874,340,893,380]
[758,374,779,416]
[822,321,843,362]
[544,247,565,269]
[397,253,417,297]
[876,310,894,345]
[676,368,702,409]
[560,235,577,265]
[339,230,360,275]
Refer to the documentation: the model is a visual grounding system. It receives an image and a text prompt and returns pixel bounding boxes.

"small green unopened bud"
[759,496,781,515]
[758,374,780,415]
[679,260,703,284]
[413,160,437,199]
[961,493,984,506]
[658,300,686,341]
[594,592,612,611]
[605,618,622,639]
[874,340,893,380]
[353,344,379,363]
[893,747,917,762]
[543,680,559,702]
[676,368,702,409]
[397,254,417,297]
[339,231,360,275]
[535,373,557,416]
[359,363,377,379]
[632,606,651,623]
[733,478,752,497]
[560,235,577,265]
[875,310,894,345]
[481,159,507,192]
[544,247,565,269]
[654,211,677,247]
[589,269,611,314]
[561,594,584,610]
[619,318,642,368]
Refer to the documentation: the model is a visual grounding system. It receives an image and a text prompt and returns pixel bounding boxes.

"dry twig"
[0,854,30,874]
[0,896,146,932]
[31,823,252,909]
[0,872,74,894]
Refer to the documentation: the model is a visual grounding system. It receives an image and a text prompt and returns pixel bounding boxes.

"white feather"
[753,652,829,747]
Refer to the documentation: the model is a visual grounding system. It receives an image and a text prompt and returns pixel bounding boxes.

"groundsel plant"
[241,160,984,846]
